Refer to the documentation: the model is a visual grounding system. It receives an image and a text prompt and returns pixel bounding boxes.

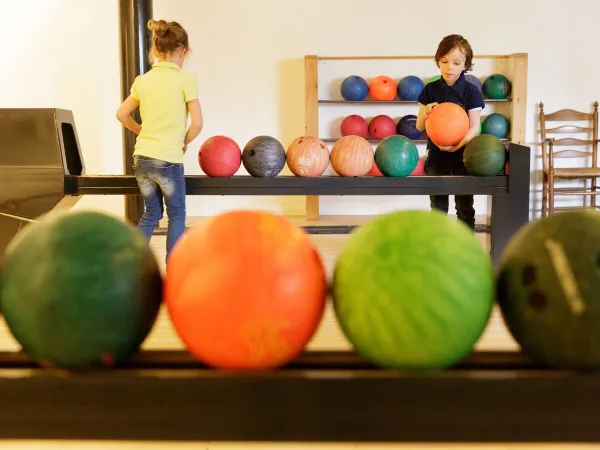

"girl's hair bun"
[148,19,169,38]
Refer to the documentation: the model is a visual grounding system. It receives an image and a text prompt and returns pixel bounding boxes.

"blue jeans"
[133,155,186,260]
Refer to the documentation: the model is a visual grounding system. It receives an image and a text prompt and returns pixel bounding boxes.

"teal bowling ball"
[375,135,419,177]
[482,113,510,139]
[482,74,511,99]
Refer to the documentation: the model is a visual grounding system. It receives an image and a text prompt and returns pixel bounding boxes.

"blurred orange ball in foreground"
[165,210,328,370]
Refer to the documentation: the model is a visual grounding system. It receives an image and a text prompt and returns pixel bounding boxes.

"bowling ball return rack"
[3,109,598,443]
[0,349,599,442]
[1,109,530,268]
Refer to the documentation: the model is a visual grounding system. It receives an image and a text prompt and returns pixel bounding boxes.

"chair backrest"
[539,102,599,169]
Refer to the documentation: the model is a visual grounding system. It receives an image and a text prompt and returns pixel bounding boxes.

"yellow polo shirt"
[130,61,198,163]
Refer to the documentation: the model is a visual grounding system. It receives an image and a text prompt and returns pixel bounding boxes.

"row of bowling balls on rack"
[342,112,511,141]
[341,73,511,101]
[198,134,426,178]
[3,204,598,371]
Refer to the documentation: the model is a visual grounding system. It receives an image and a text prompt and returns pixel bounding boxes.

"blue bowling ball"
[397,75,425,101]
[340,76,369,101]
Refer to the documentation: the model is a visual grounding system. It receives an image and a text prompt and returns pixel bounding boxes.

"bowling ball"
[375,135,419,177]
[165,210,328,370]
[428,75,441,84]
[0,211,162,368]
[481,113,510,139]
[368,115,396,140]
[396,115,424,140]
[331,135,374,177]
[425,102,469,147]
[340,75,369,101]
[368,161,383,176]
[332,210,494,370]
[483,74,511,99]
[242,135,286,177]
[199,135,241,177]
[465,74,483,94]
[410,156,426,176]
[397,75,425,101]
[286,136,330,177]
[369,76,396,101]
[463,134,507,177]
[340,115,368,137]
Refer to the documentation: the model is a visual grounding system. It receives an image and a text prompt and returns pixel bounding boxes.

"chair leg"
[592,177,597,210]
[541,172,548,217]
[548,172,554,215]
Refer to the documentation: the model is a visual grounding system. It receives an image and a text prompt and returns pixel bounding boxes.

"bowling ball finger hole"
[249,150,255,157]
[529,290,547,311]
[521,265,536,286]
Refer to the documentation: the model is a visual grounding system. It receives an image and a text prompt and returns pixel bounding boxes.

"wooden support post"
[510,54,529,145]
[304,55,320,220]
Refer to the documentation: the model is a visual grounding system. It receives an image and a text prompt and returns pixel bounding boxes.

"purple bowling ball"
[465,74,483,94]
[396,115,424,140]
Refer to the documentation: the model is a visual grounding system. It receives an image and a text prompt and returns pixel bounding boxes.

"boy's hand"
[424,102,438,117]
[183,144,188,154]
[438,144,460,152]
[439,138,466,152]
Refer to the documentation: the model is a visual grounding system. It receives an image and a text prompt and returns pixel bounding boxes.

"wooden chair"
[539,102,599,216]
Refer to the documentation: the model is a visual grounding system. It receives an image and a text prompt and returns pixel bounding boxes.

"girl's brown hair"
[435,34,474,72]
[147,19,190,63]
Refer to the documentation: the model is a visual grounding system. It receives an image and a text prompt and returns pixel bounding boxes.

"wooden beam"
[304,55,320,220]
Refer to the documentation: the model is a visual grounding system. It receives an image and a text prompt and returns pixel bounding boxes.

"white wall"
[0,0,124,214]
[2,0,599,219]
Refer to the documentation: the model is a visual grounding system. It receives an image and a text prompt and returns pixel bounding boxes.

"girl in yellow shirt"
[117,19,203,260]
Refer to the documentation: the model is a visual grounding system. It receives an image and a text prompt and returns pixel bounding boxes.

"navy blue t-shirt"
[418,72,485,164]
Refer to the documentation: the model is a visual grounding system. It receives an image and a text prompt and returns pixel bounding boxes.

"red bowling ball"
[199,136,242,177]
[368,115,396,140]
[340,115,368,138]
[410,156,426,176]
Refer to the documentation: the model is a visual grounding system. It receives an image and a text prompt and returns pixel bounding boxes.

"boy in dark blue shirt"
[416,34,485,230]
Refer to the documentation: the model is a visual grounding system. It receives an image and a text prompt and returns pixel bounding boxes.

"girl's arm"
[116,96,142,135]
[184,99,203,147]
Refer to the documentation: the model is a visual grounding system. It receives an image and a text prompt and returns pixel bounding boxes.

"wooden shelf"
[304,53,528,219]
[315,53,529,61]
[321,138,510,144]
[319,98,512,104]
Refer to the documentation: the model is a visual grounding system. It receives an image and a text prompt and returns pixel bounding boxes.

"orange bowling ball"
[369,75,396,101]
[425,102,469,147]
[165,210,328,371]
[331,135,374,177]
[286,136,330,177]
